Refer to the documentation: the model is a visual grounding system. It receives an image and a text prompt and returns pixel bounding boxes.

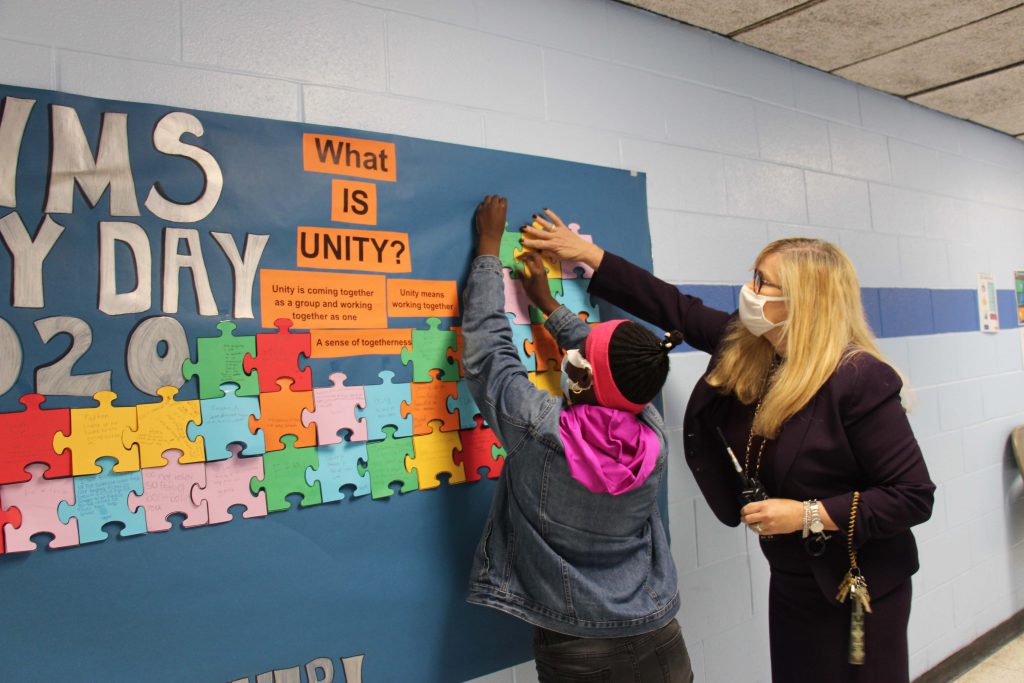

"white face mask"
[560,349,593,400]
[738,284,787,337]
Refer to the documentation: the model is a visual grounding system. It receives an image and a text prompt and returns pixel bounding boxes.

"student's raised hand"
[519,251,560,317]
[474,194,507,257]
[521,208,605,269]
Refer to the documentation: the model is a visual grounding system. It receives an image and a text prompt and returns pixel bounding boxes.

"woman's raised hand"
[521,208,605,269]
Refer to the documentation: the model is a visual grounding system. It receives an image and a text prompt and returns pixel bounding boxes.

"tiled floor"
[954,633,1024,682]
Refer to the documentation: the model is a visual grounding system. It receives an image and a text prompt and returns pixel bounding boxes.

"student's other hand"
[520,252,559,316]
[475,194,507,257]
[521,208,605,269]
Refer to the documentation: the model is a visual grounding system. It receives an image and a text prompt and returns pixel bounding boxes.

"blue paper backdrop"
[0,83,653,682]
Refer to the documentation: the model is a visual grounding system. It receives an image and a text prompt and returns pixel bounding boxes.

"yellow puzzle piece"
[123,386,204,468]
[406,420,465,490]
[529,370,562,398]
[55,390,140,475]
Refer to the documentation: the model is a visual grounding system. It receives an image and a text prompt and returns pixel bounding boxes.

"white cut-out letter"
[162,227,217,315]
[99,221,152,315]
[0,211,64,308]
[145,112,223,222]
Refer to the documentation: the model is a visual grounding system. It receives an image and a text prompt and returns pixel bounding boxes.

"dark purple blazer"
[590,252,935,602]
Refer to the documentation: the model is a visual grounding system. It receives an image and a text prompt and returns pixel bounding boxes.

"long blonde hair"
[706,238,891,438]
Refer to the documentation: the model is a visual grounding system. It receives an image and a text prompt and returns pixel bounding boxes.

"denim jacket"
[462,255,679,637]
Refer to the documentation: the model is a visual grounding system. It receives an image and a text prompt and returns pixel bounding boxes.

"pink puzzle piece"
[302,372,367,445]
[561,223,595,279]
[0,463,78,552]
[0,490,22,554]
[192,448,268,524]
[502,268,532,324]
[128,450,209,532]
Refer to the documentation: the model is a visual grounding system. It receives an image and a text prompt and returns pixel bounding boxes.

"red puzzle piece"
[455,415,506,483]
[0,393,72,485]
[243,318,312,393]
[0,490,23,554]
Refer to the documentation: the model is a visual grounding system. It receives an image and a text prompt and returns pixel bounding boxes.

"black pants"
[533,618,694,683]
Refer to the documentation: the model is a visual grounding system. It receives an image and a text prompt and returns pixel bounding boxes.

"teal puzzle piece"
[57,456,146,544]
[356,371,413,441]
[187,383,266,460]
[305,433,369,502]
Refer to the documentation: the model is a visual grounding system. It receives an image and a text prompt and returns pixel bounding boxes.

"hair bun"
[659,330,684,353]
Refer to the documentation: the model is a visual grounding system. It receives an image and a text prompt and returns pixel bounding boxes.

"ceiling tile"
[834,7,1024,95]
[624,0,804,35]
[735,0,1020,71]
[970,101,1024,136]
[911,63,1024,118]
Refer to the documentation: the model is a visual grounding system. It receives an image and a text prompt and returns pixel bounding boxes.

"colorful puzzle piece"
[191,448,267,524]
[514,241,563,299]
[359,426,417,499]
[356,370,413,441]
[0,463,77,552]
[498,228,522,274]
[401,370,460,436]
[506,313,536,371]
[525,323,564,373]
[502,268,532,325]
[529,370,562,398]
[0,490,22,554]
[57,456,146,544]
[55,391,140,476]
[187,382,266,460]
[128,450,209,532]
[250,378,317,452]
[455,415,506,482]
[243,318,312,394]
[0,393,71,484]
[449,326,466,379]
[302,372,367,445]
[305,433,370,502]
[124,386,204,468]
[250,434,322,512]
[446,379,484,431]
[182,320,259,399]
[556,278,600,322]
[408,420,465,490]
[560,223,595,279]
[400,317,459,383]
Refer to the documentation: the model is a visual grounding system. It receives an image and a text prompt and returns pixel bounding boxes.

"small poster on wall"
[977,273,1000,333]
[1015,270,1024,325]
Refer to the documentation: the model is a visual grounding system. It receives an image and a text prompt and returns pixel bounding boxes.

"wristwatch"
[809,500,825,534]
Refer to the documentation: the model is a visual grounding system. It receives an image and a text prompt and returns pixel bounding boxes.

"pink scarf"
[558,404,660,495]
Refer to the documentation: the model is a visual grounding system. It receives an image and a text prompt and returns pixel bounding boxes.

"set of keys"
[836,569,873,665]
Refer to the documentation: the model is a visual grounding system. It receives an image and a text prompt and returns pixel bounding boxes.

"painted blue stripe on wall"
[665,285,1017,352]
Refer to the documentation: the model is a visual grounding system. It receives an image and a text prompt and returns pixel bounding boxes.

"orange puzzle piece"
[400,370,460,436]
[249,378,317,452]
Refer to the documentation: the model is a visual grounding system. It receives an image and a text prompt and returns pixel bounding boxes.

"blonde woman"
[523,214,935,683]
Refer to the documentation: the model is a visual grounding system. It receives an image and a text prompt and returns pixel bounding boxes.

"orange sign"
[302,133,396,182]
[310,329,413,358]
[296,227,410,273]
[331,179,377,225]
[259,269,387,329]
[387,279,459,318]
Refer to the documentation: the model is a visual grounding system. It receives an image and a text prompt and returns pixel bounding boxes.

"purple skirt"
[768,569,912,683]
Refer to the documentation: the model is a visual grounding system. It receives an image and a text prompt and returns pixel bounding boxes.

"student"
[461,195,693,682]
[522,211,935,683]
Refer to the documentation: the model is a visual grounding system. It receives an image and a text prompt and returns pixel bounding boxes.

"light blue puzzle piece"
[186,382,266,460]
[555,278,600,322]
[446,380,486,430]
[507,313,536,371]
[305,435,370,502]
[57,456,146,544]
[356,370,413,441]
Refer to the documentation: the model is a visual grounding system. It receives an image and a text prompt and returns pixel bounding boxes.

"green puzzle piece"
[358,426,418,499]
[182,321,260,399]
[250,434,322,512]
[400,317,459,383]
[498,229,523,275]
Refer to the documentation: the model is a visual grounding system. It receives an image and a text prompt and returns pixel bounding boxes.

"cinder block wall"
[3,1,1023,681]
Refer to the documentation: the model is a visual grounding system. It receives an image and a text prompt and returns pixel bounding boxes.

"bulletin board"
[0,83,653,683]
